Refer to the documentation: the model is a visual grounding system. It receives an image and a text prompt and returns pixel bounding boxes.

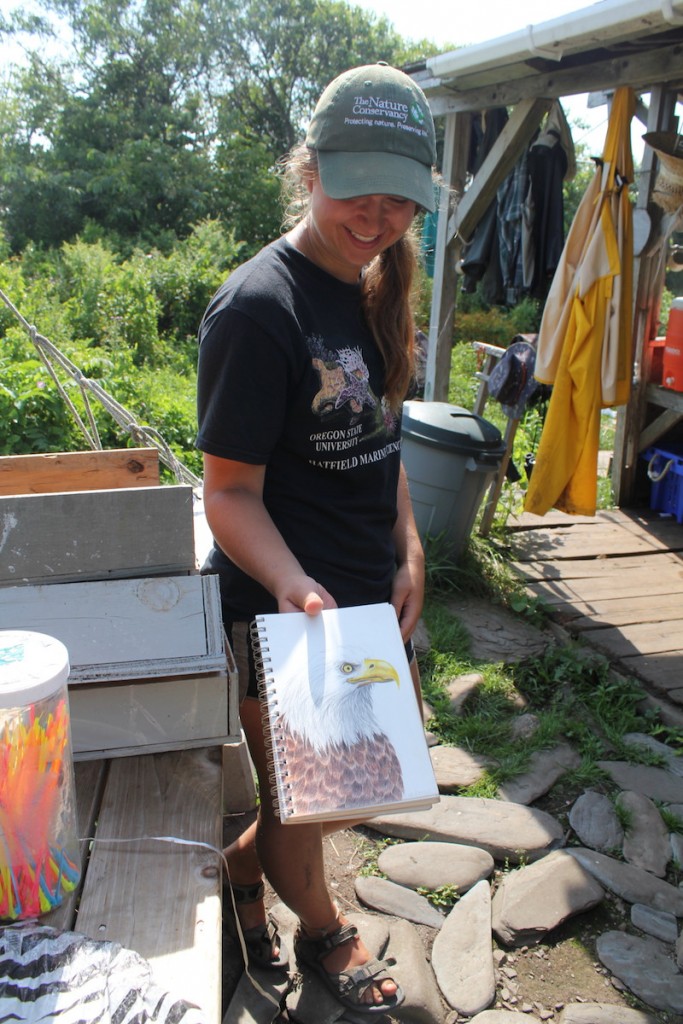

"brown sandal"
[293,920,404,1015]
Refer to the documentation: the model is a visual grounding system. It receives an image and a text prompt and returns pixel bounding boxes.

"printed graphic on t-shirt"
[306,334,399,471]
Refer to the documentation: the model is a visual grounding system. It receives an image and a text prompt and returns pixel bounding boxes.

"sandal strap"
[311,923,358,960]
[337,956,398,999]
[230,879,265,904]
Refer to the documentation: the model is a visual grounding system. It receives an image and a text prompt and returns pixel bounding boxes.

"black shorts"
[227,619,415,703]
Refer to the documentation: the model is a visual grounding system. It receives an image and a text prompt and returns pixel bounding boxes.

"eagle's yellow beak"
[347,657,400,687]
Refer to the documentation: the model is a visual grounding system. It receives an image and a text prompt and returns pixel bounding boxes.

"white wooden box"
[70,666,239,760]
[0,573,225,681]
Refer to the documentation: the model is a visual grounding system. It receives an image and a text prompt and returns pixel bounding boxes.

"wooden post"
[612,86,680,504]
[424,111,471,402]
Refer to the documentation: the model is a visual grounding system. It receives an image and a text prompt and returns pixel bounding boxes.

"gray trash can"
[401,400,506,557]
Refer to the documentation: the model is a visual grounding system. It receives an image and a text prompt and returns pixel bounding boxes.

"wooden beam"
[0,485,197,584]
[0,449,159,496]
[639,408,683,452]
[424,111,471,402]
[426,42,683,115]
[451,98,552,245]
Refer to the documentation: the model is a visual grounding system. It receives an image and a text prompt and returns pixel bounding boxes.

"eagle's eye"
[340,661,356,675]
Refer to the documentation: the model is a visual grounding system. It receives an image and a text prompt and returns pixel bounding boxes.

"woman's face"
[302,177,417,283]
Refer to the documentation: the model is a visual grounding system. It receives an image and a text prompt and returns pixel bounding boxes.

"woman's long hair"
[281,144,421,412]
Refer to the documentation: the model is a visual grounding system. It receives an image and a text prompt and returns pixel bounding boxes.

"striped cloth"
[0,922,206,1023]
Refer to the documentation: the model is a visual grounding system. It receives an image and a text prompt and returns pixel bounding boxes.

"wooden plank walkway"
[44,749,223,1022]
[507,508,683,711]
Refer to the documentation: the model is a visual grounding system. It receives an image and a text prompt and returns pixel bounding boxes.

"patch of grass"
[614,797,634,834]
[658,806,683,834]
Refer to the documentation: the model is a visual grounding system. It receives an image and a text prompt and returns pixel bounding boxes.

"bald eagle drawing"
[255,604,438,824]
[270,648,405,821]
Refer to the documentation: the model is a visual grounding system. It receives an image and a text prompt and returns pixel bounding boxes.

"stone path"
[225,603,683,1024]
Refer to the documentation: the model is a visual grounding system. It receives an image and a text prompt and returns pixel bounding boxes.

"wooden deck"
[507,507,683,717]
[44,748,223,1022]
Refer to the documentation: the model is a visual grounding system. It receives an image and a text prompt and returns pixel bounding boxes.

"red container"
[663,297,683,391]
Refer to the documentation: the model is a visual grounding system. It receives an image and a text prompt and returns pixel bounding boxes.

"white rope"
[0,286,201,488]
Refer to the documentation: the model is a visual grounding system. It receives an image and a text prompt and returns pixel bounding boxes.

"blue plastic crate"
[643,443,683,523]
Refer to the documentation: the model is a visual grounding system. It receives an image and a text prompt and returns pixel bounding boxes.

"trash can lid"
[402,401,505,456]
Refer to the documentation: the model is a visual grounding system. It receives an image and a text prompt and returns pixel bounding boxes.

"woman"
[196,62,436,1015]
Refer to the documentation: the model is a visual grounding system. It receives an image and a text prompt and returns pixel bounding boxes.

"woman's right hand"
[276,575,337,615]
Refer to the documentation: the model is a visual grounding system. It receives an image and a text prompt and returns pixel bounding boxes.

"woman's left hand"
[391,554,425,642]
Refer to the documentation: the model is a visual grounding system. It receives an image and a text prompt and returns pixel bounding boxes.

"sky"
[0,0,645,157]
[350,0,618,154]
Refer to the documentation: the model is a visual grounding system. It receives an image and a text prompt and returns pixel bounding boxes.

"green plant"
[614,798,634,834]
[356,835,403,877]
[417,883,459,910]
[659,806,683,835]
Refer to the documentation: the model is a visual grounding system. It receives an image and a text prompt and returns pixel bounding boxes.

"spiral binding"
[251,617,295,819]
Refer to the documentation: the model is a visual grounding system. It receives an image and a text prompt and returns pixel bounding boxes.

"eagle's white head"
[276,649,400,753]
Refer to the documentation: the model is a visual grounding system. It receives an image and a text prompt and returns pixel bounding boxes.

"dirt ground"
[222,810,683,1024]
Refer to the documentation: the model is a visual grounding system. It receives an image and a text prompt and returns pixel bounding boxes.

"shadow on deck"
[507,507,683,723]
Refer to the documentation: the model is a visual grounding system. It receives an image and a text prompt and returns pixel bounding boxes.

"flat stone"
[491,850,604,947]
[597,761,683,803]
[568,848,683,915]
[382,917,446,1024]
[509,714,539,741]
[378,840,494,894]
[596,930,683,1014]
[617,790,670,877]
[498,743,581,805]
[354,875,444,929]
[445,596,552,662]
[470,1013,539,1023]
[369,795,564,864]
[432,879,495,1015]
[622,733,683,777]
[446,672,485,713]
[224,963,291,1024]
[430,744,492,789]
[568,791,624,852]
[631,903,679,944]
[558,1003,658,1023]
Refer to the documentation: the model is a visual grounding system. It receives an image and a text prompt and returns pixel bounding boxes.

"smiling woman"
[195,62,437,1016]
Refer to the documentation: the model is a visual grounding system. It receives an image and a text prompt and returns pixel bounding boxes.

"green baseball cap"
[306,63,437,212]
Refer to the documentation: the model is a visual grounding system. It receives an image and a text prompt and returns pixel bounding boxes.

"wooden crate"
[0,573,225,681]
[69,667,238,760]
[0,484,197,585]
[0,448,160,496]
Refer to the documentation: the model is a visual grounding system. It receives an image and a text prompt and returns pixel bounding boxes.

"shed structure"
[408,0,683,509]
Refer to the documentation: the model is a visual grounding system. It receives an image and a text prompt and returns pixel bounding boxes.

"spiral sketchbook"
[251,603,439,824]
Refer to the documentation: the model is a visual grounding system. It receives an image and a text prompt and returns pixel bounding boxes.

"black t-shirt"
[196,236,402,618]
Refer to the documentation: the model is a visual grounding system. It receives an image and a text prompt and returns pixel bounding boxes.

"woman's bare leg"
[224,696,397,1006]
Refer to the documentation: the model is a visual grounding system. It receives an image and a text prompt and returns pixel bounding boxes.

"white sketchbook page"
[255,602,438,816]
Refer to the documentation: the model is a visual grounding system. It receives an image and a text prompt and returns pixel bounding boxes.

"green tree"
[1,0,438,255]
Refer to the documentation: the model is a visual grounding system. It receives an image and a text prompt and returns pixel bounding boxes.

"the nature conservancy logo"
[346,93,429,137]
[351,93,410,122]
